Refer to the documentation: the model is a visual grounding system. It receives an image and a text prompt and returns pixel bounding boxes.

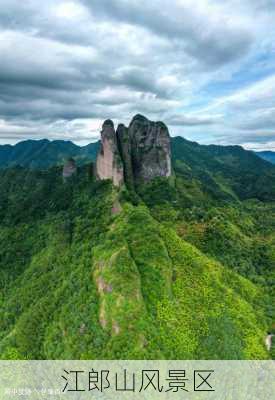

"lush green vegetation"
[171,136,275,201]
[0,162,274,359]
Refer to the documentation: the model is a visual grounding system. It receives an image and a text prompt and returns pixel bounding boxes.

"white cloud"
[0,0,275,149]
[54,1,87,19]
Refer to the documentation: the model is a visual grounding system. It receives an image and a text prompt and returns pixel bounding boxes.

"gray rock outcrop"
[95,115,172,187]
[127,114,171,183]
[116,123,134,188]
[95,120,124,186]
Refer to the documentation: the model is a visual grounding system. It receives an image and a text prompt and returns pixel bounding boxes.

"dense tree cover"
[0,164,274,359]
[141,179,275,323]
[171,136,275,201]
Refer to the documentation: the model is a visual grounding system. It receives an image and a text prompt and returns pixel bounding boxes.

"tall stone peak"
[102,119,114,128]
[116,123,134,188]
[127,115,171,182]
[96,115,172,187]
[95,120,124,187]
[130,114,148,123]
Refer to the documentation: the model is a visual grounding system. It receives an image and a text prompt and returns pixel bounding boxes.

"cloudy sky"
[0,0,275,150]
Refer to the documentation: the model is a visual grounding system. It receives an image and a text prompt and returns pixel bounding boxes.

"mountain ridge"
[1,136,274,168]
[1,130,275,202]
[0,138,100,169]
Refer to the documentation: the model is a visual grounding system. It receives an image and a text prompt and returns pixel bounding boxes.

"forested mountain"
[1,135,275,182]
[0,116,274,360]
[0,139,100,169]
[256,151,275,165]
[1,166,274,359]
[172,137,275,201]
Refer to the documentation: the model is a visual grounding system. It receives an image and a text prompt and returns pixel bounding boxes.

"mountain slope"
[256,151,275,165]
[171,137,275,201]
[93,204,268,359]
[0,166,273,359]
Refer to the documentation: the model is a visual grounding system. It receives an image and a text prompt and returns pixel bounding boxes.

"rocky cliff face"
[96,115,172,187]
[116,123,134,188]
[96,120,124,187]
[127,114,171,183]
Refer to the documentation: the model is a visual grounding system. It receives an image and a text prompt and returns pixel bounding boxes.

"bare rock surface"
[96,120,124,186]
[128,114,171,182]
[96,115,172,187]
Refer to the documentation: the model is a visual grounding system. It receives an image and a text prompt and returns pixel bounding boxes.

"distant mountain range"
[0,136,275,202]
[0,139,100,169]
[256,151,275,164]
[0,137,274,168]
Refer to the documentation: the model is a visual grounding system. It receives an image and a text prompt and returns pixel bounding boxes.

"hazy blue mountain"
[256,151,275,165]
